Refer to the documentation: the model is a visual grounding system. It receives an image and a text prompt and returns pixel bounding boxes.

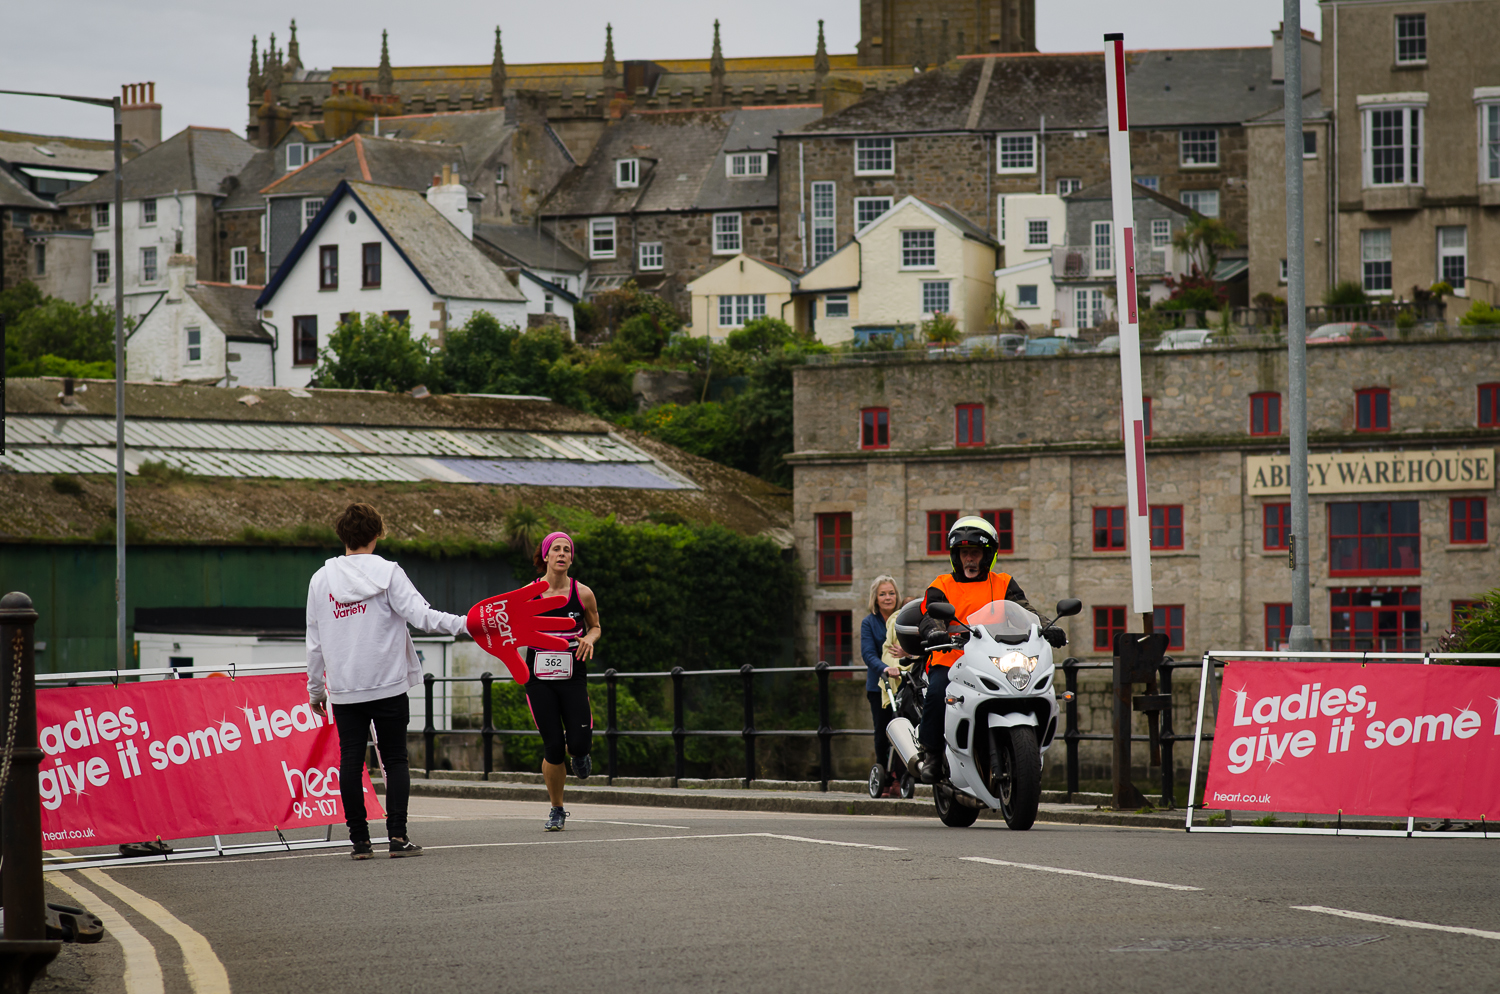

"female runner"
[525,531,601,831]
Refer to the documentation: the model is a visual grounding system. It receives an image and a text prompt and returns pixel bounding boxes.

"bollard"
[605,669,618,785]
[670,667,685,786]
[815,661,832,791]
[740,664,756,787]
[423,673,435,778]
[0,592,62,991]
[1062,658,1080,801]
[479,672,494,781]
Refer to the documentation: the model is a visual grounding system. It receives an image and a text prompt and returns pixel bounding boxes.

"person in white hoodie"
[307,502,469,860]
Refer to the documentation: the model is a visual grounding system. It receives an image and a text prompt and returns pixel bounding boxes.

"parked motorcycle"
[887,596,1081,830]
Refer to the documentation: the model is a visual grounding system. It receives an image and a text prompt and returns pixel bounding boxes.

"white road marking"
[570,819,692,829]
[80,869,232,994]
[962,856,1202,891]
[1294,905,1500,941]
[49,873,166,994]
[756,833,905,851]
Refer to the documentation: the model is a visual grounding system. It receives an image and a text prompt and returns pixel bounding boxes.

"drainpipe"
[798,143,807,270]
[260,318,279,386]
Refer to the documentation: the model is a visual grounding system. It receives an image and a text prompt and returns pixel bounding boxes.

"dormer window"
[727,152,768,178]
[286,143,305,169]
[616,158,639,189]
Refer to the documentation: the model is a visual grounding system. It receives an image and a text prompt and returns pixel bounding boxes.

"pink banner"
[37,674,382,848]
[1204,661,1500,820]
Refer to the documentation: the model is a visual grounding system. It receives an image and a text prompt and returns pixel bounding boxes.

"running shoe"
[544,806,567,831]
[570,754,593,780]
[350,841,375,860]
[389,837,424,858]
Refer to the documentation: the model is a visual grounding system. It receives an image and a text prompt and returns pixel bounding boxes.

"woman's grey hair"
[867,574,901,617]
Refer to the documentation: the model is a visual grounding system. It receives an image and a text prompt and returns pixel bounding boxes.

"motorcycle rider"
[914,516,1063,783]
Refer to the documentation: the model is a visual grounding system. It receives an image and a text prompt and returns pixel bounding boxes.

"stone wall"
[214,209,267,286]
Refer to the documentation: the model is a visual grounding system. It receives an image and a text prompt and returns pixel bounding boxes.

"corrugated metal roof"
[0,415,694,490]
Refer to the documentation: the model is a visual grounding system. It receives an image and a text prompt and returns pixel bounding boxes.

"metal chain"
[0,632,27,796]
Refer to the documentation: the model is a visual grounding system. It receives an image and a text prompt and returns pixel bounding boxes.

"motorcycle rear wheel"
[934,783,980,827]
[992,725,1041,831]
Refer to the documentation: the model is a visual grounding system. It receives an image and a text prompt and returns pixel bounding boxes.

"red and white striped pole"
[1103,34,1154,624]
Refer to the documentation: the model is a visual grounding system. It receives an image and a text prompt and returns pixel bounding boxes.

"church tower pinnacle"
[490,27,507,107]
[377,29,394,95]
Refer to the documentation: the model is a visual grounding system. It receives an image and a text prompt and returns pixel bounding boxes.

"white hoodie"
[306,554,467,705]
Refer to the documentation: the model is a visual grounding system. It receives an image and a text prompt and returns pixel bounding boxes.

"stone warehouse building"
[788,338,1497,670]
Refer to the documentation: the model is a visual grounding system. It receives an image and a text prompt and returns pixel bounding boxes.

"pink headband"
[540,532,572,558]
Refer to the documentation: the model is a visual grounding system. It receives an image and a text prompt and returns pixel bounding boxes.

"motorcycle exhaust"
[886,717,919,768]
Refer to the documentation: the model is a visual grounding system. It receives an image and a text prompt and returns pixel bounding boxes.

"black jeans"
[867,690,893,767]
[332,692,410,844]
[919,664,950,754]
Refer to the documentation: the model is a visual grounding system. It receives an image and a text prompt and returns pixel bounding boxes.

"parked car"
[1154,329,1215,351]
[1024,336,1073,356]
[1095,335,1121,353]
[1305,322,1387,344]
[957,333,1026,356]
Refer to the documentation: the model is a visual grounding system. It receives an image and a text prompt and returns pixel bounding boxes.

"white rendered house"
[127,254,272,386]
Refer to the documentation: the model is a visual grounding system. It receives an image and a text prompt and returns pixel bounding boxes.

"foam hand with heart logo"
[466,579,575,684]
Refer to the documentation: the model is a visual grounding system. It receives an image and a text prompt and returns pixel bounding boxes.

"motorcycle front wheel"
[991,725,1041,831]
[934,783,980,828]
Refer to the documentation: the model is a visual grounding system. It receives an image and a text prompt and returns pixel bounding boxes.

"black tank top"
[526,578,587,681]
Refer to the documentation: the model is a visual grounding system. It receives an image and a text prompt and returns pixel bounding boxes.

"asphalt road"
[37,796,1500,994]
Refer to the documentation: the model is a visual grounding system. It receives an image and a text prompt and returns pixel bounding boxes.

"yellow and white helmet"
[947,515,999,574]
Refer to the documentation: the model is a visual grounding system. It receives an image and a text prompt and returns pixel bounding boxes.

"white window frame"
[140,246,158,284]
[1395,12,1427,66]
[140,198,157,226]
[855,196,892,232]
[94,249,110,285]
[1360,100,1425,188]
[1477,95,1500,183]
[900,229,936,270]
[1057,178,1082,195]
[727,152,767,178]
[301,198,324,232]
[1075,288,1107,327]
[231,246,248,285]
[854,137,894,176]
[824,293,850,318]
[717,294,766,328]
[1179,129,1219,168]
[1134,175,1159,191]
[1091,220,1113,273]
[94,202,110,229]
[1025,218,1050,248]
[1180,189,1220,218]
[615,158,639,189]
[811,181,836,265]
[589,217,617,259]
[638,241,663,271]
[920,280,951,316]
[1361,228,1393,294]
[1150,218,1171,248]
[185,326,202,364]
[286,143,305,170]
[996,133,1037,174]
[1438,226,1467,289]
[307,143,333,161]
[1016,284,1039,308]
[713,212,742,255]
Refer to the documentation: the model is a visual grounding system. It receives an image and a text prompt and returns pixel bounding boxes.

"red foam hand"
[466,579,575,684]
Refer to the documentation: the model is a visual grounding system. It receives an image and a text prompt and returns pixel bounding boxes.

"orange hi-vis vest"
[921,570,1014,668]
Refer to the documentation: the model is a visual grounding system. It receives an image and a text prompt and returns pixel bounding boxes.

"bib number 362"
[533,651,574,680]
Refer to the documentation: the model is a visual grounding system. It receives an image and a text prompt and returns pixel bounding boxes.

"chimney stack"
[121,82,162,148]
[424,167,472,240]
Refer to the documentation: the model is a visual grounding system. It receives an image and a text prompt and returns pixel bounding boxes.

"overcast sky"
[2,1,1322,142]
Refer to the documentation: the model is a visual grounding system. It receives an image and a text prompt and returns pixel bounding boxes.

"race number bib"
[533,650,574,680]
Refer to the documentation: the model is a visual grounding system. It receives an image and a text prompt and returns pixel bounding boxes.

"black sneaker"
[350,841,375,860]
[570,754,593,780]
[544,806,567,832]
[388,837,424,858]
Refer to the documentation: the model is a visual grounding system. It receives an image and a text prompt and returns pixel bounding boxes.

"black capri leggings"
[525,678,593,765]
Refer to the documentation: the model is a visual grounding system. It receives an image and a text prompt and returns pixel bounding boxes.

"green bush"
[1324,281,1368,307]
[1450,589,1500,654]
[311,313,441,392]
[726,316,796,357]
[922,312,961,344]
[627,401,744,466]
[2,280,125,377]
[1458,299,1500,327]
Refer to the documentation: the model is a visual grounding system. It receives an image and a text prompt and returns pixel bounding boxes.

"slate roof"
[698,106,822,211]
[57,127,257,204]
[915,196,997,245]
[0,165,52,210]
[0,129,127,172]
[475,223,588,273]
[1245,88,1327,125]
[352,108,513,167]
[1125,48,1283,127]
[1064,181,1195,216]
[256,180,525,307]
[260,134,469,199]
[184,282,270,342]
[543,110,732,217]
[218,149,277,212]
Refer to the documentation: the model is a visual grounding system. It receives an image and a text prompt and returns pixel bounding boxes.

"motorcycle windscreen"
[966,599,1040,640]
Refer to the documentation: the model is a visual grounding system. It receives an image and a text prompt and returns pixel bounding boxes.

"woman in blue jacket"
[861,575,905,780]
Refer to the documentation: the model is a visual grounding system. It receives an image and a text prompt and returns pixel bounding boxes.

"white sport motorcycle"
[888,597,1081,830]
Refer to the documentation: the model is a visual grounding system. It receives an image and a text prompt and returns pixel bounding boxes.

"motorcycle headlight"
[991,652,1037,690]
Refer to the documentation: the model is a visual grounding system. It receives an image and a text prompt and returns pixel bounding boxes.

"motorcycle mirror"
[1054,598,1082,618]
[927,602,956,622]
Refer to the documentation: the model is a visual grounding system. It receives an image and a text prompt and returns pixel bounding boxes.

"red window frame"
[1250,391,1281,436]
[1264,603,1293,650]
[1263,503,1291,551]
[292,315,317,366]
[1480,383,1500,428]
[1330,586,1421,651]
[1355,387,1390,432]
[1153,605,1184,651]
[1328,500,1420,576]
[817,611,854,667]
[815,512,853,582]
[1093,606,1126,652]
[1452,600,1483,631]
[860,407,889,450]
[1149,505,1183,550]
[927,510,958,555]
[1450,497,1487,544]
[955,403,985,447]
[318,245,338,290]
[1093,506,1126,551]
[980,509,1014,554]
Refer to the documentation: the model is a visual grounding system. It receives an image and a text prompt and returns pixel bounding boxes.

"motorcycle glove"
[1043,627,1068,648]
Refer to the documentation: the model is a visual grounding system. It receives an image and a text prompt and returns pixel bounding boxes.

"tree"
[1440,589,1500,655]
[922,312,961,345]
[2,280,123,377]
[1323,281,1367,307]
[987,290,1016,332]
[1171,215,1239,280]
[310,313,440,392]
